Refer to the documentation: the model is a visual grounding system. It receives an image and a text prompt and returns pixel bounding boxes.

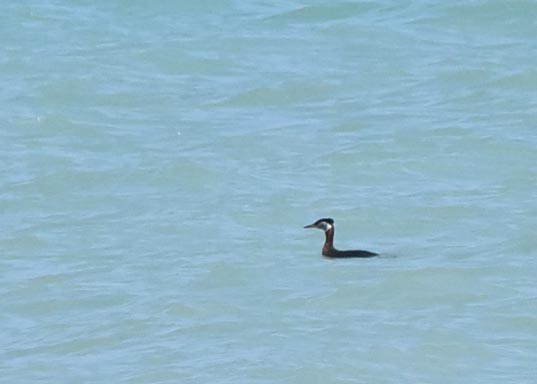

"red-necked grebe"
[304,218,378,258]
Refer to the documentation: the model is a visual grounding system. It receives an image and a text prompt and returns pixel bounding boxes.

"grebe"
[304,218,378,258]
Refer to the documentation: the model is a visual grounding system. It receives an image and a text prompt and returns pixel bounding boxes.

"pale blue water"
[1,1,537,383]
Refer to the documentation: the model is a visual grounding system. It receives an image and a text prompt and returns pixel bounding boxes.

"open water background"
[1,1,537,383]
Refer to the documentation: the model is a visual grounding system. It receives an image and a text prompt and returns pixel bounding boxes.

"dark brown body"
[322,225,378,258]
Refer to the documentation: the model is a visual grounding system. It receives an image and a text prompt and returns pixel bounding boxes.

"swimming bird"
[304,218,378,258]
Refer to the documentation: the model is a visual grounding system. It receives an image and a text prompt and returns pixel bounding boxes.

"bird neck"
[322,227,336,256]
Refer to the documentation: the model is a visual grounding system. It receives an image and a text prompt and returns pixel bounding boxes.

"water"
[2,1,537,382]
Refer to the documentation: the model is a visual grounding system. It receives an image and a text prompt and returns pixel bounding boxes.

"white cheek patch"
[319,222,332,232]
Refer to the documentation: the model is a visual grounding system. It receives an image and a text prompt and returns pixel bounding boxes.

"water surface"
[1,1,536,383]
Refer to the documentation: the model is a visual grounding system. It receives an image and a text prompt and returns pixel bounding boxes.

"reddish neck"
[322,227,336,256]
